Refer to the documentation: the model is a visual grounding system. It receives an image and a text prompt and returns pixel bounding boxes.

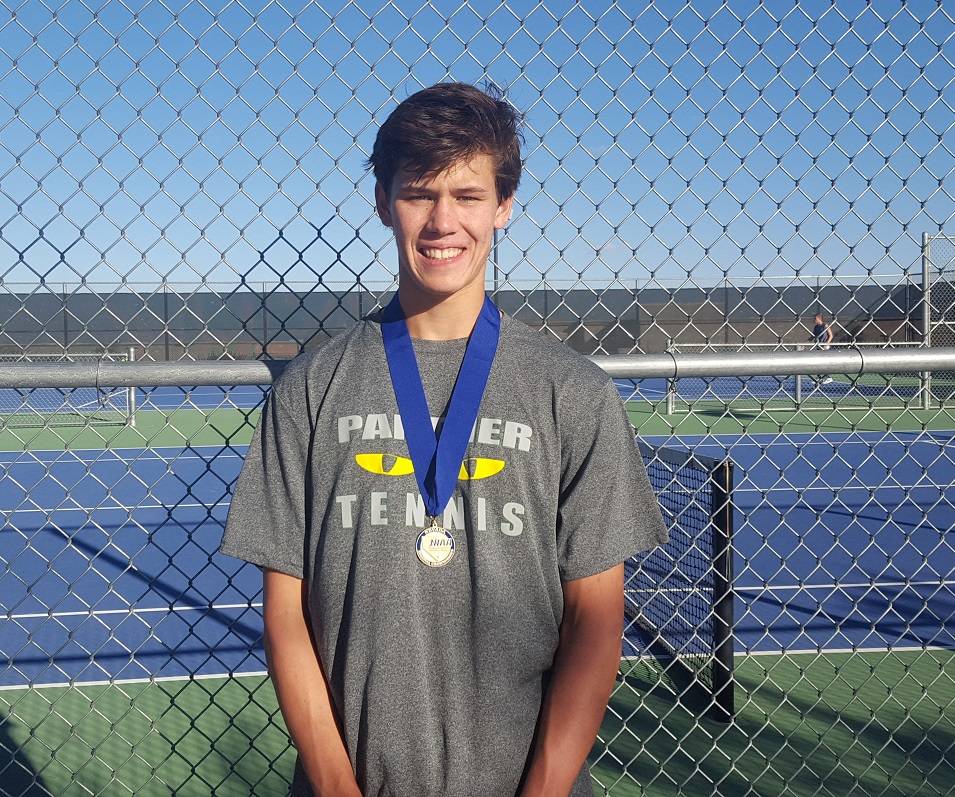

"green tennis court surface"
[3,401,955,453]
[2,650,950,796]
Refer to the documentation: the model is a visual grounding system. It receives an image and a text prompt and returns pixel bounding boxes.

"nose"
[425,195,457,235]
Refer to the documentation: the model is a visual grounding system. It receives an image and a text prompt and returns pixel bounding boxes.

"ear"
[375,182,393,227]
[494,195,514,230]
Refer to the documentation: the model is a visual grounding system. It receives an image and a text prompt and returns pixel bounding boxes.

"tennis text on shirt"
[334,413,532,534]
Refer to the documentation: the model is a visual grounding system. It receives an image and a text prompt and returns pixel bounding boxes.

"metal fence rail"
[4,348,955,388]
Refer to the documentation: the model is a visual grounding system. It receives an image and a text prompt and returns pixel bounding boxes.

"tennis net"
[0,351,137,427]
[666,342,934,413]
[627,442,734,722]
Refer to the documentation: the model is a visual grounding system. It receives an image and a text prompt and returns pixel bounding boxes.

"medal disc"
[415,527,455,567]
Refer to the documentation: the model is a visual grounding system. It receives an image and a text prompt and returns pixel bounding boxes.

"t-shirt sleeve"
[556,379,668,581]
[219,383,309,579]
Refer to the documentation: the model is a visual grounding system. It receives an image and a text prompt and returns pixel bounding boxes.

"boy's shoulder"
[268,312,617,405]
[500,313,614,395]
[502,315,616,407]
[268,321,378,403]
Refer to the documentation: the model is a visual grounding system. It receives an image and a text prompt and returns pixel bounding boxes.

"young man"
[220,83,667,797]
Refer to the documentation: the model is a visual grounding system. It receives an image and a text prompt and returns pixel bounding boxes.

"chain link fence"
[1,1,954,795]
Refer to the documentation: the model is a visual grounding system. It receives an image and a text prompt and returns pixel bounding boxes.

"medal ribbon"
[381,295,500,521]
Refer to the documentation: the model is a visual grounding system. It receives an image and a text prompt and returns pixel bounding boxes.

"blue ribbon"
[381,295,501,521]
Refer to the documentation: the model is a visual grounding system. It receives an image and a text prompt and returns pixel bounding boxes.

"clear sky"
[0,0,952,291]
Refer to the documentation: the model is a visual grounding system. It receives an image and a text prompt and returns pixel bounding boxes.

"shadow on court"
[0,522,265,686]
[594,650,955,797]
[0,712,50,796]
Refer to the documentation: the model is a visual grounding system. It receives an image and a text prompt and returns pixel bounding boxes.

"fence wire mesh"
[0,0,954,795]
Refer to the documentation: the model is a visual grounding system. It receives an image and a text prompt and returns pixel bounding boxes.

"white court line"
[138,405,262,412]
[627,580,954,597]
[1,487,942,515]
[11,583,944,624]
[3,601,262,622]
[20,580,945,625]
[732,644,953,657]
[0,645,950,692]
[0,445,250,463]
[733,483,947,494]
[1,642,947,694]
[0,499,233,516]
[1,488,941,514]
[734,579,955,592]
[620,644,951,665]
[5,648,948,693]
[0,669,269,692]
[2,431,949,462]
[642,429,955,445]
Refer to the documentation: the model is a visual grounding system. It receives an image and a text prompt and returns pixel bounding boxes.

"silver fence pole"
[923,232,932,410]
[5,349,955,389]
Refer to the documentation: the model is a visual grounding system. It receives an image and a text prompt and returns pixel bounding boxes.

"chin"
[405,263,484,299]
[413,277,475,300]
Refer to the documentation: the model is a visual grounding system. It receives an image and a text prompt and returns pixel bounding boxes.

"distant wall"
[0,283,924,359]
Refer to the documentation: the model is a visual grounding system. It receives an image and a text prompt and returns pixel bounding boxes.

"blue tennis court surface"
[2,428,952,688]
[615,375,938,404]
[136,385,269,411]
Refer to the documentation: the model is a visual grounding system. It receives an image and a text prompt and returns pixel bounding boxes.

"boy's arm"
[519,564,624,797]
[263,569,362,797]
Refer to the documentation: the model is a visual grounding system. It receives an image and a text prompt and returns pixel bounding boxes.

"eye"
[458,457,506,480]
[355,453,415,476]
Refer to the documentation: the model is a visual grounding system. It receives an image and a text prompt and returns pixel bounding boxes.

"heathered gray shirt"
[220,313,667,797]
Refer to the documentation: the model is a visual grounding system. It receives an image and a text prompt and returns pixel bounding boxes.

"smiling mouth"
[418,247,465,261]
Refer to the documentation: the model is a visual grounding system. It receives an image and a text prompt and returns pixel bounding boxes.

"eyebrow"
[397,184,490,194]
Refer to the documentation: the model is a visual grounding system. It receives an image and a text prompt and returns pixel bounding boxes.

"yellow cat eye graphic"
[458,457,505,480]
[355,453,505,481]
[355,453,415,476]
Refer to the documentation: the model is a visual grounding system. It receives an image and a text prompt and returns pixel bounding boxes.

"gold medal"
[415,519,455,567]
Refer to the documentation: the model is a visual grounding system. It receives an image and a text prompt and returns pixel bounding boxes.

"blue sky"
[0,0,952,291]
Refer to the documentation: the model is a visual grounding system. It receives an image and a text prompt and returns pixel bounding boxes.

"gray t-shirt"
[220,313,667,797]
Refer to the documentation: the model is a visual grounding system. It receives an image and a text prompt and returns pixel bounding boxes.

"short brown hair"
[368,82,522,200]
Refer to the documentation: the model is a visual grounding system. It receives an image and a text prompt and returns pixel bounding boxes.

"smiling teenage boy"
[220,83,667,797]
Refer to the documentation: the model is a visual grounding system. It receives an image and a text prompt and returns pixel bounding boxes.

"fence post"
[163,284,171,362]
[62,282,69,351]
[127,345,137,427]
[923,232,931,411]
[262,282,268,359]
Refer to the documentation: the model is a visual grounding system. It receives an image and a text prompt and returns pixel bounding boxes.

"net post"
[127,346,137,427]
[922,232,931,411]
[709,456,735,723]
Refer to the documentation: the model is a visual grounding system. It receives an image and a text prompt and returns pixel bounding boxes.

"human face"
[376,153,513,306]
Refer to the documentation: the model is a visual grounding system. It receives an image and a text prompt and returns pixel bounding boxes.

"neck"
[397,285,486,340]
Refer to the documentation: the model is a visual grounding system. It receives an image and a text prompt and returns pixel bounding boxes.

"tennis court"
[1,381,952,796]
